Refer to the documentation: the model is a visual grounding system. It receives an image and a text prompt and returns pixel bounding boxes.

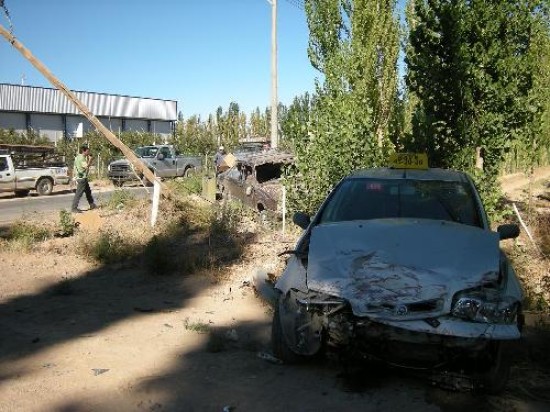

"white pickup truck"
[0,154,70,196]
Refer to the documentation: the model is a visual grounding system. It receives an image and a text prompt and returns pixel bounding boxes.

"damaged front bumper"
[279,290,521,367]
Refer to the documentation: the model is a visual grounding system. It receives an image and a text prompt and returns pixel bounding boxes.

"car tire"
[36,177,53,196]
[14,189,30,197]
[112,180,124,188]
[477,341,513,394]
[272,300,303,364]
[184,166,195,178]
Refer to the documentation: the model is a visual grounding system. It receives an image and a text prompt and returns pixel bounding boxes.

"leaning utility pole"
[269,0,278,149]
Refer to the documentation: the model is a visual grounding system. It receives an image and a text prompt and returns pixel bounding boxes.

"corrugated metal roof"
[0,83,176,121]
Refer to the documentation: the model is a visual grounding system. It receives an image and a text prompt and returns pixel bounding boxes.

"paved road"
[0,186,152,224]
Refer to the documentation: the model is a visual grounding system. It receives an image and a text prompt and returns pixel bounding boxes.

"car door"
[152,146,174,178]
[222,164,245,202]
[0,157,15,192]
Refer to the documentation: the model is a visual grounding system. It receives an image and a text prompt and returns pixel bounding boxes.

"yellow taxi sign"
[388,153,429,169]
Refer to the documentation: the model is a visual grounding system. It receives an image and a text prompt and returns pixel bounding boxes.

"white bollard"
[282,185,286,236]
[151,179,161,227]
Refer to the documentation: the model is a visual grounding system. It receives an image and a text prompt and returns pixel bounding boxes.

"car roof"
[348,167,471,183]
[235,151,294,166]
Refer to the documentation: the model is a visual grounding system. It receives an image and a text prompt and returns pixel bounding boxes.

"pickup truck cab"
[0,154,70,196]
[108,145,202,186]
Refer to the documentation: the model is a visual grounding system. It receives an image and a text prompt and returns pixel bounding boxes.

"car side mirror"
[293,212,311,229]
[497,224,520,240]
[157,153,165,160]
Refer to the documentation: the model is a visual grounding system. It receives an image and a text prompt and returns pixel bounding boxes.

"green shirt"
[74,153,89,179]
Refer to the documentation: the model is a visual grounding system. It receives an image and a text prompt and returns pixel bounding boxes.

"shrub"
[58,210,75,237]
[167,175,203,196]
[3,221,51,250]
[78,230,139,264]
[105,189,137,211]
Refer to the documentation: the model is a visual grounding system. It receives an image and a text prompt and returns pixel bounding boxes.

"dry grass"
[504,201,550,311]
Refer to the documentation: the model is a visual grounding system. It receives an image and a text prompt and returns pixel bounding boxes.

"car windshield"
[319,178,482,227]
[134,147,158,157]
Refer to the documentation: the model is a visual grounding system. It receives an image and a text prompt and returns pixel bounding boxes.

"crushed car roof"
[235,150,294,166]
[350,167,471,183]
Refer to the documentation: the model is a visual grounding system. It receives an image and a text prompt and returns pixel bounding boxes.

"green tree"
[284,0,400,213]
[406,0,546,215]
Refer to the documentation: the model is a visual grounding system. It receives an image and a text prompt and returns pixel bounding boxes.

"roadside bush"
[78,230,139,264]
[505,209,550,312]
[167,175,203,197]
[105,189,137,211]
[2,221,52,250]
[58,210,75,237]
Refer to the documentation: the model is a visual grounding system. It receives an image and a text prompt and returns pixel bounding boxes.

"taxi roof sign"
[388,153,429,170]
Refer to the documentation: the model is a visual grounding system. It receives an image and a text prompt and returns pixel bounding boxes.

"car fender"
[275,255,308,294]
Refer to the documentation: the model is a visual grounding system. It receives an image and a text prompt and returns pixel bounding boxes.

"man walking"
[214,145,226,175]
[71,144,97,213]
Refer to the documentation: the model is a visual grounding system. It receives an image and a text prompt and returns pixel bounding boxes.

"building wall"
[31,114,64,142]
[125,119,148,133]
[0,112,25,132]
[0,84,177,142]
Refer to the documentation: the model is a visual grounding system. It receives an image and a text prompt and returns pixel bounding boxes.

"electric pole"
[270,0,278,149]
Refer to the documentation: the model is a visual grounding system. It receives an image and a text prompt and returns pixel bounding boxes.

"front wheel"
[184,166,196,177]
[272,301,304,364]
[477,341,513,394]
[36,177,53,195]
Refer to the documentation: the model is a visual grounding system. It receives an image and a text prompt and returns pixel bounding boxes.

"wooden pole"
[270,0,278,149]
[0,25,168,196]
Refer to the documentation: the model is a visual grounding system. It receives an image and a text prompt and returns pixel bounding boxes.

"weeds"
[2,221,51,250]
[183,317,210,333]
[58,210,75,237]
[210,201,242,240]
[105,189,137,210]
[78,230,139,264]
[167,176,203,196]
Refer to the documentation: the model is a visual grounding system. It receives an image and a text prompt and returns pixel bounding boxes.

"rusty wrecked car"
[217,151,293,215]
[272,159,522,392]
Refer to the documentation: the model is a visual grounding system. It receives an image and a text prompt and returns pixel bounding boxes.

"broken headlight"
[451,290,518,324]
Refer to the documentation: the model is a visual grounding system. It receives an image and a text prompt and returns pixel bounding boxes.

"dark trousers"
[72,178,94,211]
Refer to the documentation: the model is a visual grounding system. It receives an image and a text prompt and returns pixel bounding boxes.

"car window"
[159,146,172,159]
[0,157,7,171]
[256,163,283,184]
[319,178,482,227]
[134,147,158,157]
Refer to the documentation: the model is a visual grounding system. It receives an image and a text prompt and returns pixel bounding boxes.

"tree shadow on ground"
[0,216,257,368]
[51,310,550,411]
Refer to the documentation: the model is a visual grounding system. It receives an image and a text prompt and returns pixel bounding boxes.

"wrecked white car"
[272,166,522,393]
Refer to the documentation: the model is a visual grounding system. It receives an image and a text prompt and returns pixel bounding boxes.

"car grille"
[110,164,130,172]
[365,298,442,318]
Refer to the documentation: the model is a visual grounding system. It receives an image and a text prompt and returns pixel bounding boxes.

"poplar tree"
[285,0,401,213]
[406,0,546,213]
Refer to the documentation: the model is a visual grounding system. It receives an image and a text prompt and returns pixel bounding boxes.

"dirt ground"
[1,174,550,411]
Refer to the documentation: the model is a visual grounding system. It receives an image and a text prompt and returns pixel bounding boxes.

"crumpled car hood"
[306,219,500,319]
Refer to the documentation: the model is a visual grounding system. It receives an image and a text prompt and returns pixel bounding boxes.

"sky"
[0,0,318,120]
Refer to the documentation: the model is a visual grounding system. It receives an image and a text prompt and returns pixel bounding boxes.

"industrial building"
[0,83,177,142]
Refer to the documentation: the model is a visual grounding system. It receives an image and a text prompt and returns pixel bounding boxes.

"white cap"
[219,145,224,150]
